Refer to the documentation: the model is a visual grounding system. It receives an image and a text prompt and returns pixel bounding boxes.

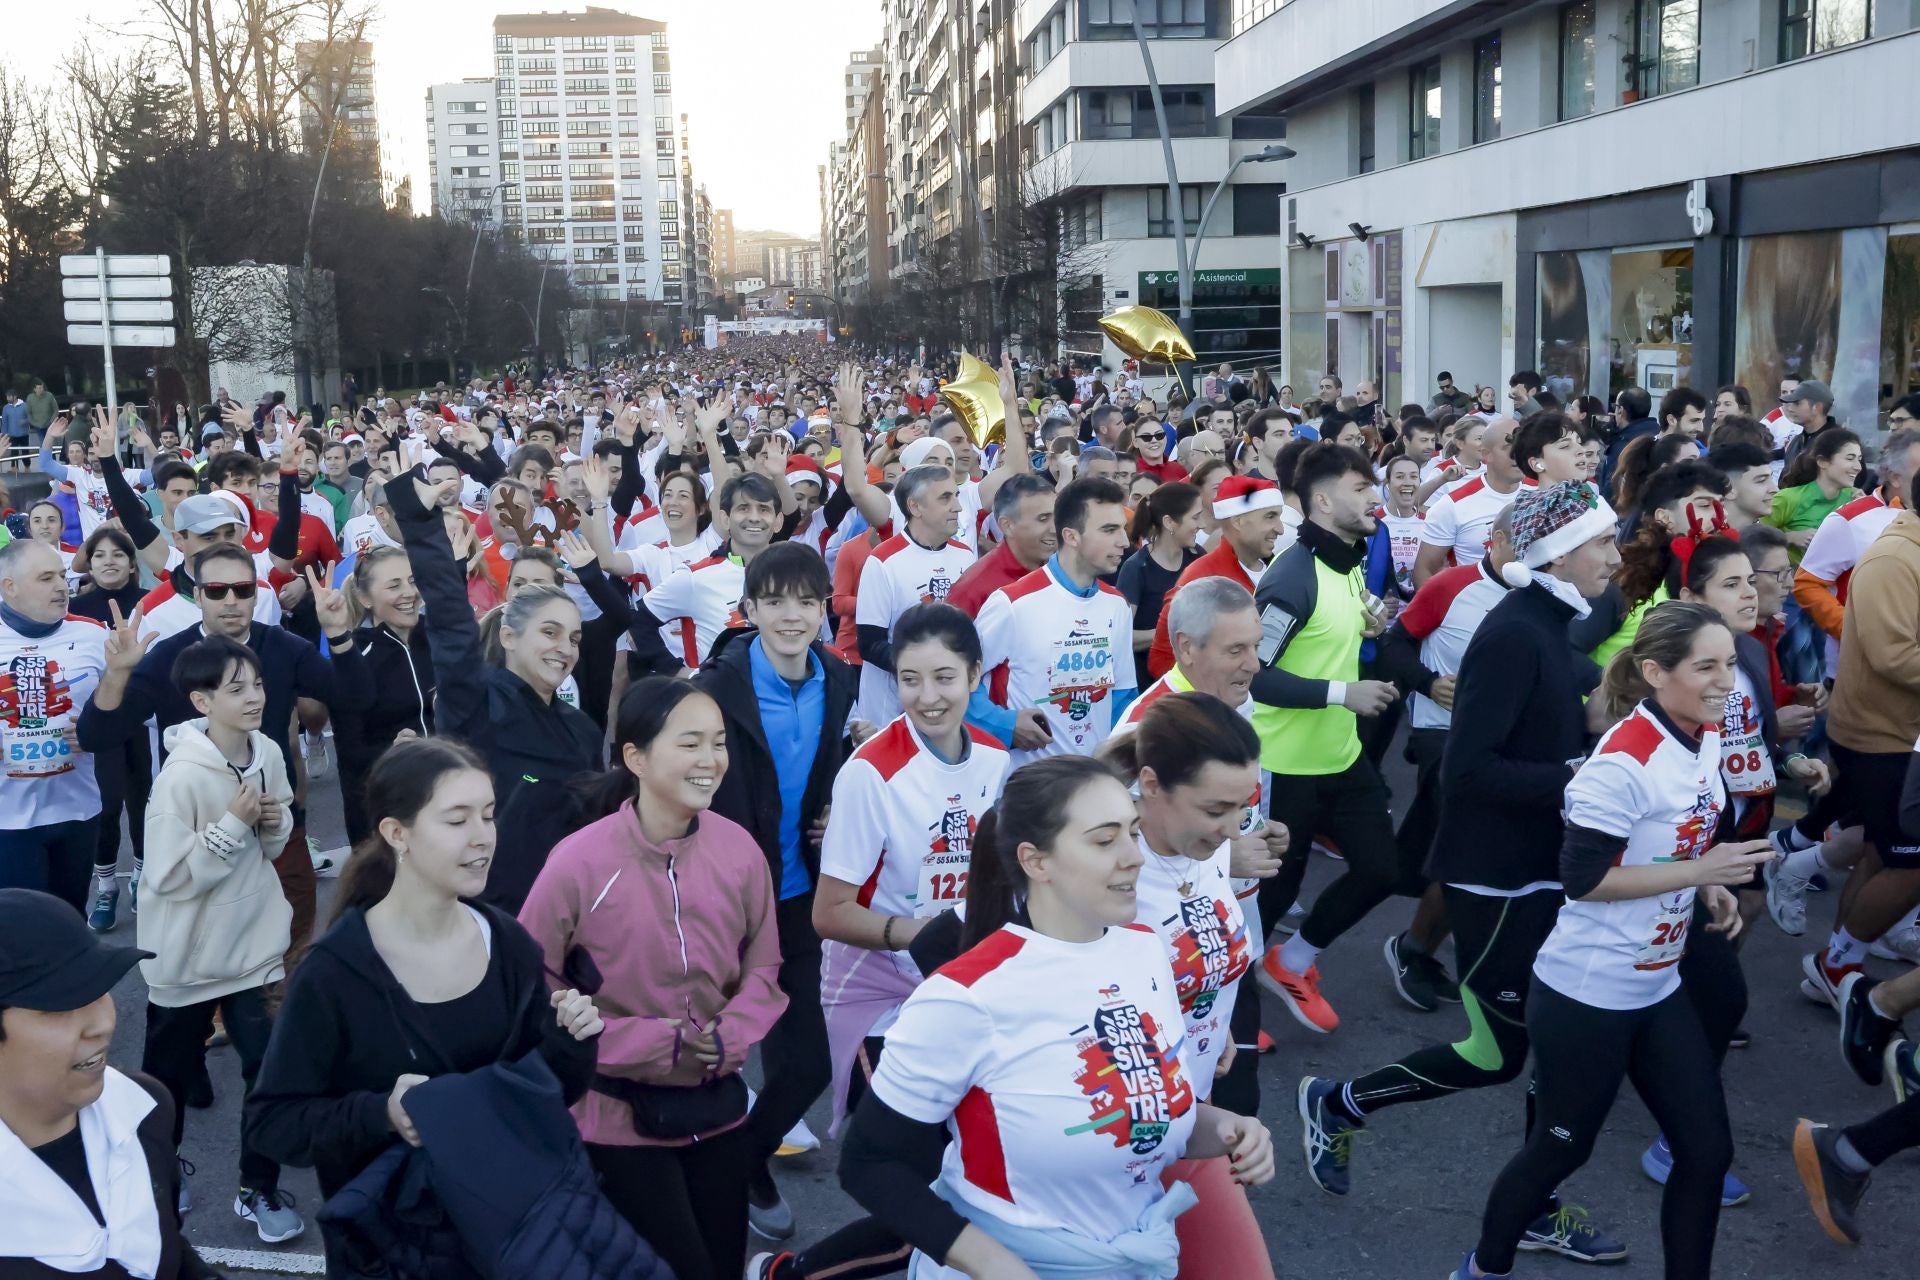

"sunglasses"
[1134,431,1166,442]
[200,581,258,602]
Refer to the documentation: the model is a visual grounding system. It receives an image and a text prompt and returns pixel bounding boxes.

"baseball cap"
[1785,379,1834,407]
[174,493,248,536]
[0,889,151,1012]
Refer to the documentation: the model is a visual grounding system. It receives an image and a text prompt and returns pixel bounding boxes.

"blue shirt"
[749,635,826,899]
[1043,553,1139,723]
[1,400,27,439]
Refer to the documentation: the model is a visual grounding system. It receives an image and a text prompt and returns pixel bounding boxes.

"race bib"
[1043,626,1115,729]
[5,721,75,779]
[1633,892,1693,971]
[912,849,971,916]
[1720,689,1775,796]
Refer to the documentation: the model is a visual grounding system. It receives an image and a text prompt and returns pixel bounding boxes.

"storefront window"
[1535,246,1692,401]
[1737,229,1887,434]
[1882,233,1920,404]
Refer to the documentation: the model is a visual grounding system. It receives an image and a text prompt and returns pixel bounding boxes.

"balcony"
[1026,135,1230,196]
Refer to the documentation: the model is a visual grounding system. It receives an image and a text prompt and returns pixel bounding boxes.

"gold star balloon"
[1099,305,1196,365]
[938,353,1006,447]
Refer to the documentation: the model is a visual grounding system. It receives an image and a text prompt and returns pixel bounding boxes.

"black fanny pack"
[593,1071,747,1141]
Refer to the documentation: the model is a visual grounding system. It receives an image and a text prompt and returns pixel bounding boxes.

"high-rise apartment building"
[492,7,687,315]
[713,207,736,288]
[425,79,503,224]
[297,38,388,204]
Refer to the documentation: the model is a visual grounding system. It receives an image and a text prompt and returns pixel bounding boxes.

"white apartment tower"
[492,7,686,309]
[426,79,503,223]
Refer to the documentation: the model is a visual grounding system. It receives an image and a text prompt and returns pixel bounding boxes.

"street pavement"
[94,738,1919,1278]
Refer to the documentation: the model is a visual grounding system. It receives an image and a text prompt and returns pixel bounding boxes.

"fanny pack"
[593,1070,747,1141]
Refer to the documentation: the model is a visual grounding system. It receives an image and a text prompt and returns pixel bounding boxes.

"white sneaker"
[308,838,340,877]
[1868,924,1920,965]
[1764,849,1811,937]
[776,1117,820,1156]
[303,731,332,780]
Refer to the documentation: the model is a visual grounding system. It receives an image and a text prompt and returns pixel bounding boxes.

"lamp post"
[1128,12,1291,389]
[460,179,519,363]
[420,286,458,385]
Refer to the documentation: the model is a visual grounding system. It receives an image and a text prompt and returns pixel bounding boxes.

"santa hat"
[785,456,826,488]
[1502,481,1618,588]
[1212,475,1285,521]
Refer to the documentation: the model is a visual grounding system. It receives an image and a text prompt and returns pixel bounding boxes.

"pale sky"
[15,1,881,236]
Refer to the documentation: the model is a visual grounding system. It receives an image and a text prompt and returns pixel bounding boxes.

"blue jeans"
[0,817,102,911]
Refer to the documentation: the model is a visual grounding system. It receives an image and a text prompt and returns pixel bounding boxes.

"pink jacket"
[519,799,786,1146]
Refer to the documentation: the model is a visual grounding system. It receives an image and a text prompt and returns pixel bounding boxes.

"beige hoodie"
[136,719,296,1008]
[1831,511,1920,755]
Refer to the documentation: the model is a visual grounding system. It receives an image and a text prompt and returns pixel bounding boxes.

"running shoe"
[309,838,339,877]
[1792,1120,1867,1245]
[1256,1030,1276,1054]
[87,883,119,933]
[1889,1040,1917,1105]
[1383,933,1457,1011]
[747,1175,795,1240]
[176,1156,194,1217]
[1518,1204,1627,1264]
[1800,952,1856,1010]
[775,1117,821,1157]
[744,1254,793,1280]
[1638,1134,1751,1207]
[1447,1251,1505,1279]
[303,729,332,780]
[127,871,138,916]
[1763,847,1811,936]
[235,1187,304,1244]
[1259,949,1338,1033]
[1866,922,1920,964]
[1296,1076,1359,1196]
[1838,973,1901,1087]
[1728,1026,1751,1050]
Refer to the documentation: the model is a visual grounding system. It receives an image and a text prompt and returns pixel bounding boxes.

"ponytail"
[573,677,717,823]
[1127,480,1201,546]
[959,755,1122,950]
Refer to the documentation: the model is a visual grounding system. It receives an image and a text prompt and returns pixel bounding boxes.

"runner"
[1146,475,1287,677]
[1413,417,1523,586]
[519,679,784,1280]
[0,541,110,912]
[976,477,1137,766]
[855,465,972,726]
[836,754,1272,1280]
[70,527,151,932]
[628,473,784,675]
[243,738,603,1278]
[332,546,433,845]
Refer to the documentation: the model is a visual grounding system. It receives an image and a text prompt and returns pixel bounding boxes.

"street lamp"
[421,286,459,385]
[1189,144,1295,279]
[461,179,520,352]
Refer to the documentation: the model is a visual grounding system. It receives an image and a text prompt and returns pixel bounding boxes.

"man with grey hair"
[854,463,970,725]
[0,540,110,910]
[1076,445,1120,483]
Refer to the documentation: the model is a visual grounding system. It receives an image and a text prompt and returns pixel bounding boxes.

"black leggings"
[1260,755,1419,950]
[91,731,152,879]
[1475,982,1731,1278]
[142,986,279,1190]
[591,1124,753,1280]
[1846,1093,1920,1167]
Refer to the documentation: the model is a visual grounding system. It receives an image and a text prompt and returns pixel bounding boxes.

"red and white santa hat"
[1212,475,1285,521]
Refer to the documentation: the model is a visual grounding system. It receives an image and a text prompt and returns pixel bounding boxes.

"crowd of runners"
[1,333,1918,1280]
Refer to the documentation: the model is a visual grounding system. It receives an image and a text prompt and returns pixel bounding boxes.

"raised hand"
[834,362,865,425]
[580,453,612,504]
[307,562,350,633]
[411,468,460,513]
[556,529,598,572]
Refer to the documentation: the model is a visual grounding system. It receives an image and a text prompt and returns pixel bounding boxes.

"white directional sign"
[59,253,170,278]
[63,299,174,324]
[62,276,173,301]
[66,325,177,348]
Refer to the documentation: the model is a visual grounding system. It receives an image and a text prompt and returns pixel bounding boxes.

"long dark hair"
[334,737,490,920]
[1127,480,1201,545]
[1779,427,1861,489]
[961,755,1123,949]
[576,677,719,822]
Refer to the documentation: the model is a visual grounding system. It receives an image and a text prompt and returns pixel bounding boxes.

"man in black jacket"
[694,542,856,1243]
[1598,385,1656,496]
[1295,482,1629,1267]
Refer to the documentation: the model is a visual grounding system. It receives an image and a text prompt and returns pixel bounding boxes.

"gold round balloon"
[938,353,1006,448]
[1099,305,1196,365]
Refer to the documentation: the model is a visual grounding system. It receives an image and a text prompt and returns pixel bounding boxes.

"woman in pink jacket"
[520,677,787,1280]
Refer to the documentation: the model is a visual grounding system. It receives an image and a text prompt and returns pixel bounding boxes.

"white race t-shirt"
[871,923,1197,1280]
[976,563,1137,768]
[820,716,1010,974]
[1535,704,1724,1011]
[854,532,976,725]
[640,552,745,669]
[1797,493,1897,677]
[1133,836,1251,1095]
[1419,475,1521,569]
[0,615,108,829]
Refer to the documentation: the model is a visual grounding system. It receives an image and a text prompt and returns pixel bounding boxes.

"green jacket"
[24,390,57,430]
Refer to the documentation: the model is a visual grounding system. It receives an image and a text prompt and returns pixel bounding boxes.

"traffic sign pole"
[96,248,118,435]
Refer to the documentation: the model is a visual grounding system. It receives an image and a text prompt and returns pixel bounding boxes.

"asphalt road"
[94,740,1919,1279]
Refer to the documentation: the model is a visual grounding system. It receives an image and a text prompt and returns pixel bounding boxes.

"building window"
[1781,0,1873,60]
[1472,35,1502,143]
[1084,0,1209,39]
[1558,1,1597,120]
[1408,58,1442,160]
[1355,83,1375,174]
[1147,185,1203,238]
[1629,0,1700,99]
[1082,87,1210,140]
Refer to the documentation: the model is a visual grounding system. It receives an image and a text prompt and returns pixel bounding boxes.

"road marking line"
[196,1246,327,1274]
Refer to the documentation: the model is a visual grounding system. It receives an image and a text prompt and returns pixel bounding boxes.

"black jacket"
[0,1074,218,1280]
[333,622,437,843]
[694,631,856,890]
[320,1054,666,1280]
[76,618,373,778]
[388,468,603,911]
[1599,415,1658,496]
[1428,581,1596,891]
[244,902,596,1273]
